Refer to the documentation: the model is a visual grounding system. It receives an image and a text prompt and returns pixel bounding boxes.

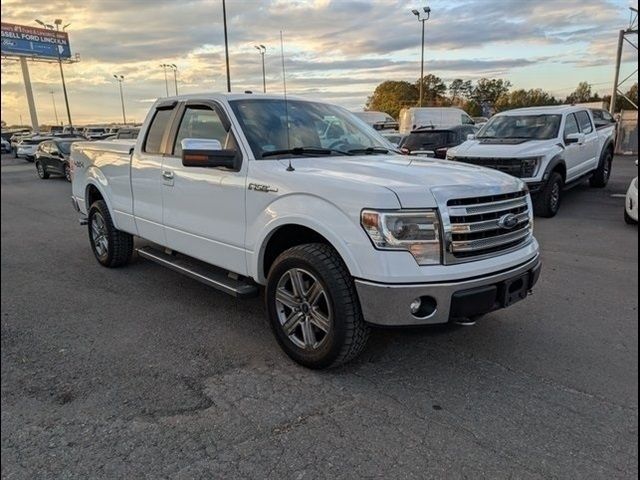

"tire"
[534,172,564,218]
[36,161,50,179]
[25,156,34,163]
[88,200,133,267]
[265,243,370,369]
[590,150,613,188]
[625,209,637,225]
[63,162,71,182]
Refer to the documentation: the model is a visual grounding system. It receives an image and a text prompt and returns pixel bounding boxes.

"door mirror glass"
[565,132,584,145]
[181,138,237,169]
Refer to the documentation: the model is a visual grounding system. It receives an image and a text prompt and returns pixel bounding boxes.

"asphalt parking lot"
[1,152,638,479]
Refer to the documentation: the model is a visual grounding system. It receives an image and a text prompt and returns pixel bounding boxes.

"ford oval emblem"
[498,213,519,230]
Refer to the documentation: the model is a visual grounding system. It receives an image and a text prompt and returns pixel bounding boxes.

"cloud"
[1,0,637,124]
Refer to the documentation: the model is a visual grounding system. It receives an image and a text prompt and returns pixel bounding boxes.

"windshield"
[403,131,454,151]
[478,114,561,140]
[229,99,393,159]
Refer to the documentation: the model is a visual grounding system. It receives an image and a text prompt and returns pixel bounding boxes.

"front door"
[161,102,248,275]
[562,113,583,182]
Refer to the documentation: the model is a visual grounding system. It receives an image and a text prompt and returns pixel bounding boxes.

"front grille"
[455,157,537,178]
[445,191,532,263]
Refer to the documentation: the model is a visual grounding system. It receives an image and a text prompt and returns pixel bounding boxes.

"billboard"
[1,22,71,59]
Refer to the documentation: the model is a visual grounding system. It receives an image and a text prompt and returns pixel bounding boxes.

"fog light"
[410,298,422,314]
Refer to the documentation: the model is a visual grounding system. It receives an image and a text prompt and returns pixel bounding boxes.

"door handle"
[162,170,174,180]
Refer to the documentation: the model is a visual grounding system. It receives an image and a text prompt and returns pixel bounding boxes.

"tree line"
[365,75,638,119]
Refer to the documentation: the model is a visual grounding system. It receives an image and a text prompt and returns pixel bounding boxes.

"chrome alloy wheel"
[91,212,109,257]
[275,268,332,350]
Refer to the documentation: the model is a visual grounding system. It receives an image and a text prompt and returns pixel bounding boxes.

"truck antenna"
[280,30,294,172]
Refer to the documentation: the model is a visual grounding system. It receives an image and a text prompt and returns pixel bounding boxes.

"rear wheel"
[590,150,613,188]
[534,172,564,218]
[36,161,49,179]
[265,243,369,369]
[88,200,133,267]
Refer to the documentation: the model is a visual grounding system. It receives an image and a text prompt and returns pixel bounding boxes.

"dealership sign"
[1,22,71,59]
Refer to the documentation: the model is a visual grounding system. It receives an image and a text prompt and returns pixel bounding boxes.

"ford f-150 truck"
[71,93,541,368]
[446,106,616,217]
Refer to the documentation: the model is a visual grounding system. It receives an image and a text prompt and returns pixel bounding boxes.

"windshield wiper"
[346,147,390,155]
[261,146,352,158]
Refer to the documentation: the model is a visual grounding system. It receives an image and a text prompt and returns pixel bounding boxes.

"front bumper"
[355,255,541,326]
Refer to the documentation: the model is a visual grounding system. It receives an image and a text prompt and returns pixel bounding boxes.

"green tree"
[365,80,419,119]
[495,88,559,112]
[471,78,512,107]
[566,81,592,103]
[449,79,473,101]
[416,74,447,104]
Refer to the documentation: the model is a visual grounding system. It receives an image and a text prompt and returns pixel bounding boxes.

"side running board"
[136,246,259,299]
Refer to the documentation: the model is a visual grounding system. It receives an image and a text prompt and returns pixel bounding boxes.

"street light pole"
[255,45,266,93]
[113,75,127,125]
[49,90,60,125]
[160,64,170,96]
[411,7,431,108]
[222,0,231,92]
[170,64,178,95]
[37,19,74,130]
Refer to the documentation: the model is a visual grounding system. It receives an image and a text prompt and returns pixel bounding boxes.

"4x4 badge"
[248,183,278,193]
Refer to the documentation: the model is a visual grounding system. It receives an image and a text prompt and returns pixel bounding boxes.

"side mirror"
[467,134,476,141]
[181,138,238,169]
[565,132,585,145]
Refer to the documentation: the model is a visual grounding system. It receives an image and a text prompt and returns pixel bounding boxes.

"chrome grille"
[444,190,533,263]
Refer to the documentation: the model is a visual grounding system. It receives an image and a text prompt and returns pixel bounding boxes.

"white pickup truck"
[446,106,616,217]
[71,93,541,368]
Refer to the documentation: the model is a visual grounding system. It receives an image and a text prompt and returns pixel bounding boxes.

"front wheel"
[63,162,71,182]
[534,172,564,218]
[590,150,613,188]
[265,243,370,369]
[88,200,133,267]
[36,161,49,179]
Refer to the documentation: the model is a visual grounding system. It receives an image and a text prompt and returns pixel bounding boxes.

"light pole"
[113,75,127,125]
[160,64,170,96]
[222,0,231,92]
[255,44,266,93]
[411,6,431,107]
[170,64,178,95]
[36,19,73,130]
[49,90,60,125]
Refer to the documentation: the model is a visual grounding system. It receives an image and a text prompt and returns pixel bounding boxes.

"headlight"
[361,210,441,265]
[520,157,541,177]
[446,151,456,160]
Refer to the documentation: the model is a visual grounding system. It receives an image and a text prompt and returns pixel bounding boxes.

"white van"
[399,107,474,134]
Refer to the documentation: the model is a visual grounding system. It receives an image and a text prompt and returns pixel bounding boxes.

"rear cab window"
[143,107,175,154]
[575,111,593,134]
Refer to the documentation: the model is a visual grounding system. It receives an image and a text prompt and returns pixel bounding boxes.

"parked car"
[1,137,11,153]
[446,105,616,217]
[71,93,541,369]
[400,125,478,159]
[114,127,140,140]
[399,107,475,134]
[589,108,617,130]
[472,116,489,128]
[15,136,52,161]
[625,162,638,225]
[351,111,399,132]
[82,127,108,140]
[381,132,405,147]
[34,138,84,181]
[10,131,32,151]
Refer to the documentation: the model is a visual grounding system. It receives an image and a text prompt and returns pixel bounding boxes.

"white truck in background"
[447,106,617,217]
[71,93,541,368]
[399,107,475,135]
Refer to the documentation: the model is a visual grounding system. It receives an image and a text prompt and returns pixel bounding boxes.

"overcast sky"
[1,0,637,125]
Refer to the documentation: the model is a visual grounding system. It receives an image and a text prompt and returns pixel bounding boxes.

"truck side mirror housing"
[565,132,585,145]
[181,138,238,169]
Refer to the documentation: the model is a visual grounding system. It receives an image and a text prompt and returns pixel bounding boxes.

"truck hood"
[282,154,525,208]
[451,138,560,158]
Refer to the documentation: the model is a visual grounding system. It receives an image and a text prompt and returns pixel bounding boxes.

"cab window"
[144,107,174,154]
[172,105,238,157]
[563,113,580,140]
[575,111,593,134]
